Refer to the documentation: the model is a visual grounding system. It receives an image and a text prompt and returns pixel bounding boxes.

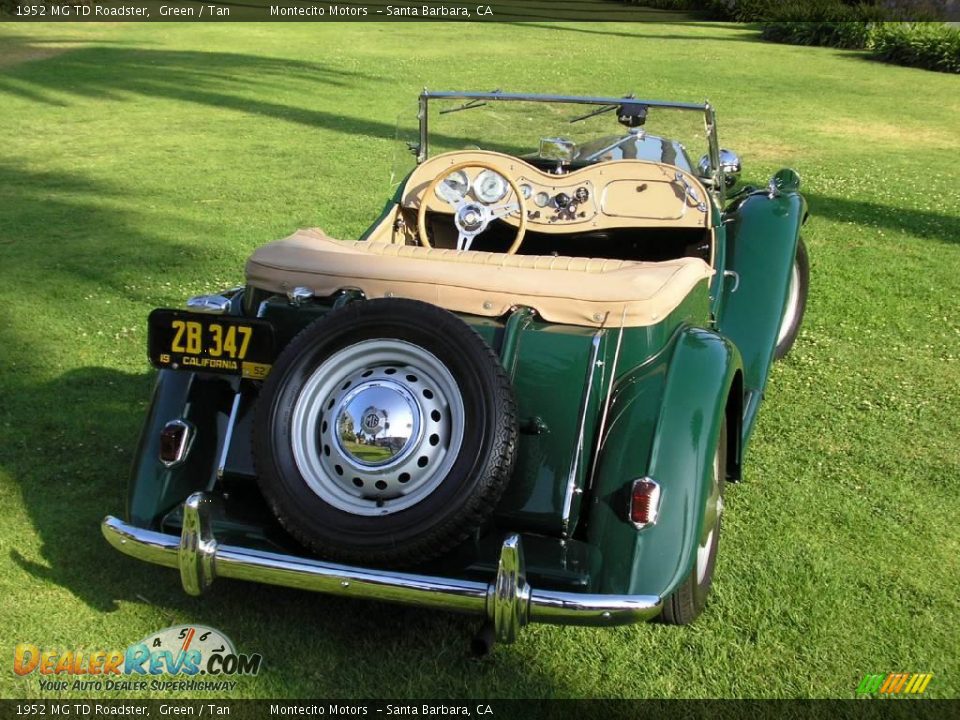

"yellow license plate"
[148,309,275,379]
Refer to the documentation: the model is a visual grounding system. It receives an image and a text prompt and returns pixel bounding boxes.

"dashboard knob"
[555,192,571,209]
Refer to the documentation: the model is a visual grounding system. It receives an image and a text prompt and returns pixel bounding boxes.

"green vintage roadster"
[102,91,809,647]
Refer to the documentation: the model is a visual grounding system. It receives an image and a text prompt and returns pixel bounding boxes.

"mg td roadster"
[102,91,809,646]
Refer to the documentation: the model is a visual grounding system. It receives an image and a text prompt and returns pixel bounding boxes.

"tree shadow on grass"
[0,44,526,156]
[806,192,960,246]
[0,45,372,105]
[2,365,572,696]
[0,32,143,70]
[0,159,221,301]
[0,151,564,692]
[504,21,760,43]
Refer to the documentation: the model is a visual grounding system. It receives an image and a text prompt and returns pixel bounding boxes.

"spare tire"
[252,298,518,567]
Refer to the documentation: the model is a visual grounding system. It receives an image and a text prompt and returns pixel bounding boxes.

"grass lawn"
[1,20,958,700]
[341,440,394,464]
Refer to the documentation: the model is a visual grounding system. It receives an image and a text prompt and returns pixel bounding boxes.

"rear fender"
[127,370,233,528]
[587,326,742,597]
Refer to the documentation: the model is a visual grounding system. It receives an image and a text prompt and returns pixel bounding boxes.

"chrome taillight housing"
[159,419,193,467]
[629,477,661,529]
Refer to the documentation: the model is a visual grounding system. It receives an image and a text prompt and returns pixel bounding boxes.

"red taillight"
[159,420,192,466]
[629,478,661,529]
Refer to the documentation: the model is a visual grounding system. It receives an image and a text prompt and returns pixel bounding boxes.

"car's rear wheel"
[658,420,726,625]
[774,237,809,360]
[253,298,518,567]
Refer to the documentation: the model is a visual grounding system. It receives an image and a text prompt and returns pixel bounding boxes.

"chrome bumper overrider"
[101,493,662,642]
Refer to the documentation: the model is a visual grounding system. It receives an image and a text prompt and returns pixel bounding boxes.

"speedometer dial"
[474,170,508,203]
[435,170,470,204]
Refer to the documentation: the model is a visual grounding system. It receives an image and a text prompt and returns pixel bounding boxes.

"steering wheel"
[417,161,528,254]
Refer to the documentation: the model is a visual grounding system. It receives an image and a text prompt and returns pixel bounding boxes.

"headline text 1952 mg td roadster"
[102,90,809,646]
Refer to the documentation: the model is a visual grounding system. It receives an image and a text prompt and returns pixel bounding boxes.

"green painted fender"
[719,176,806,441]
[587,326,742,597]
[126,370,227,528]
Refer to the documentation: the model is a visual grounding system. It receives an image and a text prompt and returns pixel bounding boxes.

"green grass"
[1,21,958,700]
[341,440,394,464]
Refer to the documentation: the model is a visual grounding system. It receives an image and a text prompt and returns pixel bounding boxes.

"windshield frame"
[417,90,724,199]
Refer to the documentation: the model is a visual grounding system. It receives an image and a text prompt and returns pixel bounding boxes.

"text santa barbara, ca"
[269,5,495,18]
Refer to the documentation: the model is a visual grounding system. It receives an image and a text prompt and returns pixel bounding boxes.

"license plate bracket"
[148,309,275,380]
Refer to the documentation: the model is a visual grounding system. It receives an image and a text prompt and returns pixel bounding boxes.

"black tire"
[658,420,726,625]
[773,237,809,360]
[252,298,518,567]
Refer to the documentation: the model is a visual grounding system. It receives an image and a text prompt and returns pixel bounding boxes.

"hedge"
[869,22,960,73]
[618,1,960,73]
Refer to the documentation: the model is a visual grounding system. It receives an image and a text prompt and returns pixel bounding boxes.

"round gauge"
[575,186,590,203]
[534,191,550,208]
[519,183,533,200]
[136,625,236,656]
[474,169,508,203]
[435,170,469,204]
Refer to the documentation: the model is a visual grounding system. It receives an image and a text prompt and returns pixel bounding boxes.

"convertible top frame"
[417,89,725,200]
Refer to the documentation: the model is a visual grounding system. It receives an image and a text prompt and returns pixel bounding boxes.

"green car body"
[103,92,807,644]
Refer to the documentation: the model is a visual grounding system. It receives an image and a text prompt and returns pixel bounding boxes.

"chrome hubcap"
[333,379,421,469]
[291,339,465,516]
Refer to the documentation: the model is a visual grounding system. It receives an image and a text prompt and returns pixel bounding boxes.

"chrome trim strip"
[705,102,723,202]
[418,89,429,164]
[588,309,626,490]
[215,392,243,484]
[102,493,661,642]
[560,330,603,536]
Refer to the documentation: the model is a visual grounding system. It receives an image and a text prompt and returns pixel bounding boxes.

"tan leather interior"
[246,228,715,328]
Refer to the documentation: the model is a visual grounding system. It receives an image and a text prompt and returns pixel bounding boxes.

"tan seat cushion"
[245,228,714,328]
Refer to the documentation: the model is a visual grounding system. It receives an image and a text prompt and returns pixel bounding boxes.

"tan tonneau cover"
[245,229,714,328]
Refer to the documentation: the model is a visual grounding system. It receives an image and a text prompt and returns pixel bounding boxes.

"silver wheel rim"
[696,442,722,585]
[777,261,801,347]
[290,339,465,516]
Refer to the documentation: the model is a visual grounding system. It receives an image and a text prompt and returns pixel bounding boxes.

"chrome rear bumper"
[101,492,661,642]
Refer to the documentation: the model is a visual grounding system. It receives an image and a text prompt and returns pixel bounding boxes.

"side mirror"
[697,149,742,189]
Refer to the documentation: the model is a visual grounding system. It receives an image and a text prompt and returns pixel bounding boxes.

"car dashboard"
[363,150,715,263]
